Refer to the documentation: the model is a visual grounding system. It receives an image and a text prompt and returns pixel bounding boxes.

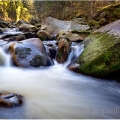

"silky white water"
[0,47,120,119]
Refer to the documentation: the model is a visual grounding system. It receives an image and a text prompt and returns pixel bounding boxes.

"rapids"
[0,49,120,119]
[0,29,120,118]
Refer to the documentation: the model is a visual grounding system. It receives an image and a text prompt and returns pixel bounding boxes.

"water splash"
[0,42,120,119]
[64,43,84,67]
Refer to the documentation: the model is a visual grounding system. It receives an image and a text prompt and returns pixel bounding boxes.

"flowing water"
[0,30,120,118]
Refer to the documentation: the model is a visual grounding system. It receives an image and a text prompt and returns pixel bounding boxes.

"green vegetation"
[79,32,120,77]
[0,0,119,22]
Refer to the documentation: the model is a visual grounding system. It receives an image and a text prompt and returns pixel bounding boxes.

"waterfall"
[0,47,11,67]
[64,43,84,67]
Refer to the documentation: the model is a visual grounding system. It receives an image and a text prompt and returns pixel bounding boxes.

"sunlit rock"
[42,17,90,34]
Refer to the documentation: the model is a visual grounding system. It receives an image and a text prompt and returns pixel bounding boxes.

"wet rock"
[56,38,71,63]
[19,23,38,32]
[8,38,53,67]
[49,47,56,59]
[37,30,53,41]
[15,47,31,58]
[0,92,23,108]
[68,63,81,73]
[5,34,26,42]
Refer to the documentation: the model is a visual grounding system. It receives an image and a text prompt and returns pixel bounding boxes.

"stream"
[0,29,120,119]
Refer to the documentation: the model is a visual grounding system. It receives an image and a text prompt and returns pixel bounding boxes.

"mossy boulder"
[78,19,120,78]
[88,20,100,30]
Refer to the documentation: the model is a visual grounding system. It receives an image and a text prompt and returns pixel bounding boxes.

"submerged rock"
[56,38,71,63]
[0,92,23,108]
[8,38,53,67]
[79,19,120,79]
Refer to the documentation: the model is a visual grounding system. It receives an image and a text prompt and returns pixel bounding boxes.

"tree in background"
[0,0,119,22]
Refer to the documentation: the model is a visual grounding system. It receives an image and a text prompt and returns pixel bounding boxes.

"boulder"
[42,17,90,34]
[0,92,23,108]
[16,20,27,27]
[56,38,71,63]
[37,30,53,41]
[0,21,9,28]
[78,19,120,79]
[8,38,54,67]
[19,23,38,32]
[56,30,90,42]
[5,34,26,43]
[24,32,35,39]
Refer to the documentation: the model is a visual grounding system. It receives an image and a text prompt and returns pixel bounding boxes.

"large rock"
[78,19,120,78]
[16,20,27,27]
[8,38,54,67]
[56,38,71,63]
[0,21,9,28]
[19,23,38,32]
[37,30,53,41]
[0,92,23,108]
[42,17,90,34]
[56,30,90,42]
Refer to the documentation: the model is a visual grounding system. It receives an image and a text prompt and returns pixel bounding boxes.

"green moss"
[79,32,120,77]
[96,3,120,23]
[37,33,46,41]
[88,20,100,29]
[57,50,63,58]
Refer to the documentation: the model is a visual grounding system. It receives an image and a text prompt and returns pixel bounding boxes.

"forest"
[0,0,119,22]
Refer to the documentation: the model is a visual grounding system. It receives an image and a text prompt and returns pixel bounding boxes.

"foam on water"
[0,43,120,119]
